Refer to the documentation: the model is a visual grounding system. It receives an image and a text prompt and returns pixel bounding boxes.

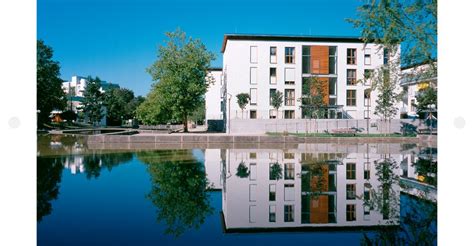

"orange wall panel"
[311,46,329,74]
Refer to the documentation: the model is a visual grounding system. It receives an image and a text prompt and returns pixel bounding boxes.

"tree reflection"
[37,157,63,222]
[83,152,133,179]
[138,150,213,237]
[361,155,437,245]
[235,161,250,178]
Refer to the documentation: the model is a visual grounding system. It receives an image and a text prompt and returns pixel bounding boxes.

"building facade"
[214,34,400,122]
[400,62,437,118]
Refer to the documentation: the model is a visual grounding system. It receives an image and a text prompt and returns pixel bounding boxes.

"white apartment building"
[400,61,437,118]
[209,34,401,123]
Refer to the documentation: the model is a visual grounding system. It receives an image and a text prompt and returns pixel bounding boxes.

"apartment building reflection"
[219,144,402,232]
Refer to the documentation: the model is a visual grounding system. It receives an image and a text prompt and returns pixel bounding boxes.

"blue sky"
[38,0,362,96]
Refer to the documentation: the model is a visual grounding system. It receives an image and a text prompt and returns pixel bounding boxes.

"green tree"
[81,76,105,126]
[270,90,283,119]
[301,77,328,119]
[189,98,206,125]
[138,150,213,236]
[349,0,437,129]
[104,87,135,125]
[136,87,175,125]
[236,93,250,119]
[414,87,437,119]
[236,162,250,178]
[146,29,215,132]
[37,40,66,127]
[269,162,283,180]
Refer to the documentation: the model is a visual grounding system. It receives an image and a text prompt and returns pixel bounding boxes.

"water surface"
[37,135,437,245]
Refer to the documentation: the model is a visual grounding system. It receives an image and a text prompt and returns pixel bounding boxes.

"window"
[284,184,295,201]
[250,88,257,105]
[329,46,337,74]
[284,205,294,222]
[250,152,257,159]
[249,205,257,223]
[364,205,370,220]
[383,48,389,65]
[346,184,356,200]
[347,48,356,65]
[250,163,257,180]
[269,184,276,201]
[329,77,337,96]
[364,69,373,85]
[250,67,257,84]
[346,163,356,179]
[346,204,356,221]
[302,46,311,73]
[269,89,276,105]
[284,89,295,106]
[329,98,337,106]
[284,163,295,180]
[250,110,257,119]
[250,46,258,63]
[249,184,257,201]
[364,89,371,107]
[285,47,295,64]
[270,46,277,64]
[364,48,371,65]
[284,152,294,159]
[270,67,277,84]
[364,110,370,119]
[284,110,295,119]
[269,109,277,119]
[411,99,416,112]
[284,68,295,85]
[269,205,276,222]
[346,90,357,106]
[347,69,357,85]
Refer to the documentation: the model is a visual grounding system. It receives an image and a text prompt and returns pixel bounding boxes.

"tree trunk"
[183,113,188,132]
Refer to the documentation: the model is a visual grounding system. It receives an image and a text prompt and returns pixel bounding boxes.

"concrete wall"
[229,119,429,134]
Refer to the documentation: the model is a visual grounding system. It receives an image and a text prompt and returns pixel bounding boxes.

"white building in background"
[211,34,401,122]
[399,61,437,118]
[61,76,119,126]
[205,69,224,121]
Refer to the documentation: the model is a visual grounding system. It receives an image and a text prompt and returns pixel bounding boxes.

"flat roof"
[221,34,369,53]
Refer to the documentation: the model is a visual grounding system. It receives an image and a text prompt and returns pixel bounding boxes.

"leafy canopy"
[144,28,215,131]
[37,40,66,127]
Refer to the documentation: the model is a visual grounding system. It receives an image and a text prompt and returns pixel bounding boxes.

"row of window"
[248,109,296,119]
[346,162,372,179]
[248,88,295,106]
[347,48,372,66]
[247,163,296,180]
[250,204,368,223]
[347,69,374,86]
[251,46,375,66]
[250,67,295,85]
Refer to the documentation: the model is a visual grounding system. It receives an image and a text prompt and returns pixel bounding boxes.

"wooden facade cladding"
[310,77,330,105]
[311,46,329,74]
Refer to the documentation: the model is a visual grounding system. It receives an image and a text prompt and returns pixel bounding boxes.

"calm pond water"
[37,135,437,245]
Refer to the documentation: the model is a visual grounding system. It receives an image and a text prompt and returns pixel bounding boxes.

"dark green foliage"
[37,157,63,222]
[37,40,66,127]
[189,98,206,125]
[236,93,250,118]
[414,87,437,119]
[81,76,105,126]
[269,162,283,180]
[236,162,250,178]
[138,150,213,236]
[144,29,215,131]
[104,88,142,125]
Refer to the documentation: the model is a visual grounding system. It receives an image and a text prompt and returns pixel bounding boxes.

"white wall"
[205,70,223,120]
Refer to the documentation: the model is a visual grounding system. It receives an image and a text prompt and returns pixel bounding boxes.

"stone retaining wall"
[87,134,430,145]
